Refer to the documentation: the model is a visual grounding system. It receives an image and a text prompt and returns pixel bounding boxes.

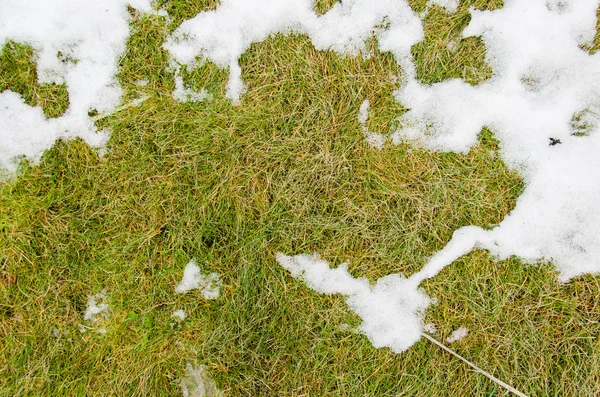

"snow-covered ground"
[2,0,600,354]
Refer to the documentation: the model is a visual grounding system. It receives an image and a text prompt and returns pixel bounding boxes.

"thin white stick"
[423,333,528,397]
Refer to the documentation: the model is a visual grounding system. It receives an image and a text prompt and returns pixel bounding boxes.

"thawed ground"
[2,0,600,395]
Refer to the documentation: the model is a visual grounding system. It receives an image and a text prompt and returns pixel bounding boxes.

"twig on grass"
[423,333,528,397]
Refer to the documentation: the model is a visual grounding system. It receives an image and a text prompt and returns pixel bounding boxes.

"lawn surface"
[1,1,600,395]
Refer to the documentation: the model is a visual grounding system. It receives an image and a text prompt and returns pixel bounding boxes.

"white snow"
[173,75,212,103]
[83,289,109,321]
[175,259,222,300]
[180,363,222,397]
[338,323,353,332]
[423,323,438,335]
[0,0,152,173]
[358,99,387,149]
[446,326,468,343]
[277,253,430,352]
[0,90,110,173]
[172,309,186,321]
[275,228,489,352]
[393,0,600,281]
[428,0,459,13]
[164,0,423,103]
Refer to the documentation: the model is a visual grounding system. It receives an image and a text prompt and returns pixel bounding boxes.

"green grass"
[411,0,503,86]
[1,1,600,396]
[0,42,69,119]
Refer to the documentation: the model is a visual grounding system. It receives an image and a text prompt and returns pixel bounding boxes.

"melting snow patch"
[173,75,212,103]
[180,363,222,397]
[0,0,153,173]
[393,0,600,281]
[446,327,468,343]
[176,259,222,300]
[338,323,353,332]
[276,253,430,353]
[423,323,438,335]
[172,309,186,321]
[83,289,109,322]
[428,0,459,13]
[358,99,387,149]
[164,0,424,103]
[277,227,491,351]
[0,91,110,174]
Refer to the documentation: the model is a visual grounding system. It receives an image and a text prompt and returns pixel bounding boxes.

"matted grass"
[1,1,599,396]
